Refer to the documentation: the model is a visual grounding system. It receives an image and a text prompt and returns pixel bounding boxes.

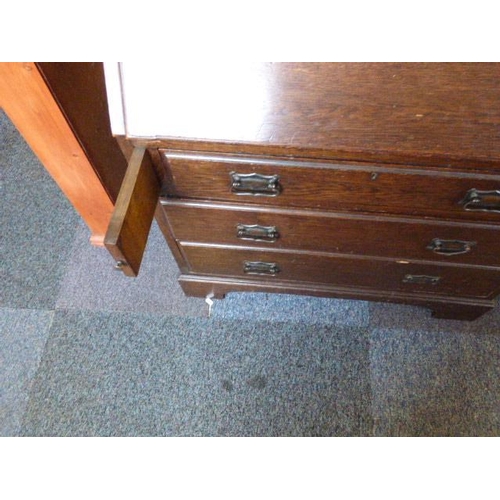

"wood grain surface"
[178,274,494,321]
[126,63,500,169]
[104,148,160,276]
[180,244,500,299]
[0,62,114,243]
[36,63,128,202]
[161,199,500,268]
[161,151,500,222]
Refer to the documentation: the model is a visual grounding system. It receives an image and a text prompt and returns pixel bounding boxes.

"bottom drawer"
[181,244,500,299]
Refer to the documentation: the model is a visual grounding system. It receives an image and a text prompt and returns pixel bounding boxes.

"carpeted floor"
[1,109,499,436]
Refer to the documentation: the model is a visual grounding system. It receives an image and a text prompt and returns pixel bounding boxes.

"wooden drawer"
[180,244,500,299]
[162,200,500,268]
[161,150,500,222]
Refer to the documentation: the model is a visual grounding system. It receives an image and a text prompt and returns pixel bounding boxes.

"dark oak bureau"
[148,149,500,321]
[70,64,500,320]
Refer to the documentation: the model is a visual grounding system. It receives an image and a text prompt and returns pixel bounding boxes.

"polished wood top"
[123,63,500,169]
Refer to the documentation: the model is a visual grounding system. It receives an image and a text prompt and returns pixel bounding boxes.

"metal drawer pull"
[236,224,279,242]
[243,261,280,276]
[230,172,282,196]
[403,274,441,285]
[459,188,500,213]
[426,238,476,256]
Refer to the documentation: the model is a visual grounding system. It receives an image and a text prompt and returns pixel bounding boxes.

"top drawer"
[160,150,500,222]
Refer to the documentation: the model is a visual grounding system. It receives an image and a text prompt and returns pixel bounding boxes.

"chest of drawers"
[102,63,500,320]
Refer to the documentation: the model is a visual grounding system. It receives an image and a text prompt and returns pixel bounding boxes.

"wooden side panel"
[104,148,160,276]
[0,62,114,244]
[154,202,190,274]
[36,62,128,203]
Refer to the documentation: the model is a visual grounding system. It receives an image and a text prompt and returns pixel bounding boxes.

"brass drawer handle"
[236,224,279,243]
[460,189,500,213]
[230,172,282,196]
[403,274,441,285]
[243,261,280,276]
[426,238,476,256]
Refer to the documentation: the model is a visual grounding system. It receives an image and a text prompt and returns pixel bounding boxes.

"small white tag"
[205,293,214,317]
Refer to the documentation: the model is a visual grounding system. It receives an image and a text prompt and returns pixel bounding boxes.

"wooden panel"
[161,200,500,268]
[180,244,500,299]
[124,63,500,169]
[178,275,495,321]
[104,148,160,276]
[161,151,500,222]
[0,62,114,243]
[36,62,128,203]
[154,202,190,274]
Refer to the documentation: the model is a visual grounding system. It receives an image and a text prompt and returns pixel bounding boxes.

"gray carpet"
[1,108,500,436]
[0,308,53,436]
[56,218,206,318]
[21,311,372,436]
[0,109,80,310]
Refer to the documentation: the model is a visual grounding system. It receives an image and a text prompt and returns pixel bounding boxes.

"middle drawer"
[161,200,500,268]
